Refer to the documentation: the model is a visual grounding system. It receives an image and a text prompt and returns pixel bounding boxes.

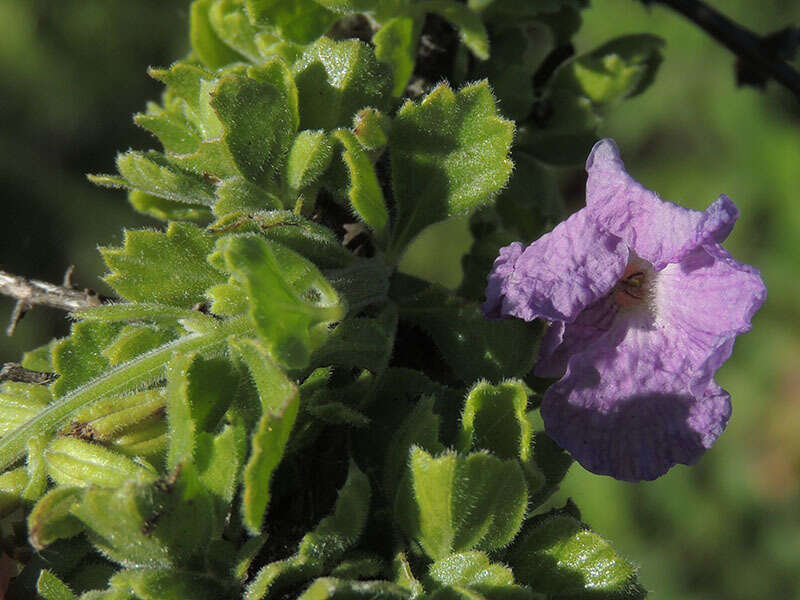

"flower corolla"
[483,138,766,481]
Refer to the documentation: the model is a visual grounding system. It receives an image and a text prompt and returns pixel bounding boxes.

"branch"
[0,363,58,385]
[0,268,109,335]
[644,0,800,99]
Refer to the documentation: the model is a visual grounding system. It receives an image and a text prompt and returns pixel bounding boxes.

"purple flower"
[483,139,766,481]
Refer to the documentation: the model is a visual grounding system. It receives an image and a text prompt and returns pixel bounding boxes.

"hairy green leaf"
[213,176,283,215]
[102,325,179,366]
[507,512,645,599]
[396,448,527,560]
[332,129,388,239]
[230,338,299,534]
[101,222,224,307]
[128,191,212,223]
[298,577,411,600]
[44,438,156,488]
[109,568,229,600]
[209,0,263,63]
[28,487,85,550]
[52,322,124,396]
[374,15,422,97]
[36,570,78,600]
[294,38,393,131]
[389,82,514,257]
[427,551,534,599]
[134,101,203,155]
[212,235,345,368]
[286,130,335,199]
[211,60,298,188]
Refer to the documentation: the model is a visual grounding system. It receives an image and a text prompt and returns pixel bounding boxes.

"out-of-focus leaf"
[211,235,345,369]
[423,1,489,60]
[332,129,388,240]
[209,0,263,63]
[246,0,338,44]
[211,60,298,189]
[101,222,224,307]
[528,431,572,508]
[393,553,424,598]
[191,0,246,69]
[294,38,393,131]
[553,34,664,105]
[389,82,514,258]
[52,322,123,396]
[374,15,423,97]
[230,337,299,534]
[507,511,645,599]
[396,448,527,560]
[398,285,539,383]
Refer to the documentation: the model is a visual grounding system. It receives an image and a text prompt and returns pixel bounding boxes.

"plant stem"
[0,316,251,471]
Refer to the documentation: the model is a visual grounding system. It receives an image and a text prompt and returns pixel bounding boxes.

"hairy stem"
[0,316,251,471]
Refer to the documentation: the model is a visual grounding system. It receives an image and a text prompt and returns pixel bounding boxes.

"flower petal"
[541,321,731,481]
[586,139,739,269]
[657,244,766,396]
[534,296,619,378]
[482,208,628,322]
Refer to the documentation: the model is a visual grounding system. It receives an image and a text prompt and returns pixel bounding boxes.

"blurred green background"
[1,1,799,598]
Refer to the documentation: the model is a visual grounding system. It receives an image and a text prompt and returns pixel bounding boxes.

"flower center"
[612,254,655,310]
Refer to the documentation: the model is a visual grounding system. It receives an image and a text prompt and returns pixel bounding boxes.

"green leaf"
[298,578,411,600]
[396,448,527,560]
[212,234,345,369]
[166,353,237,470]
[230,338,299,534]
[211,61,298,188]
[393,553,424,598]
[529,431,572,509]
[0,383,49,437]
[285,130,335,198]
[352,108,391,151]
[383,396,444,502]
[374,15,422,97]
[36,570,78,600]
[191,0,247,69]
[332,129,388,239]
[313,0,381,12]
[70,389,165,441]
[109,568,229,600]
[246,0,338,44]
[389,82,514,258]
[423,1,489,60]
[459,380,531,462]
[195,424,245,504]
[99,150,217,206]
[128,191,213,222]
[507,512,645,599]
[44,437,156,488]
[28,486,85,550]
[398,285,540,382]
[298,460,371,564]
[148,62,213,119]
[0,468,29,516]
[553,34,664,106]
[101,222,224,307]
[102,324,179,366]
[311,305,397,374]
[429,551,513,587]
[134,101,203,155]
[209,210,354,268]
[494,152,564,242]
[22,433,49,501]
[294,38,393,131]
[214,178,281,217]
[209,0,263,63]
[52,321,123,396]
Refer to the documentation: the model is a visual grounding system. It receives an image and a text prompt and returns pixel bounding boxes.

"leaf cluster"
[0,1,665,598]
